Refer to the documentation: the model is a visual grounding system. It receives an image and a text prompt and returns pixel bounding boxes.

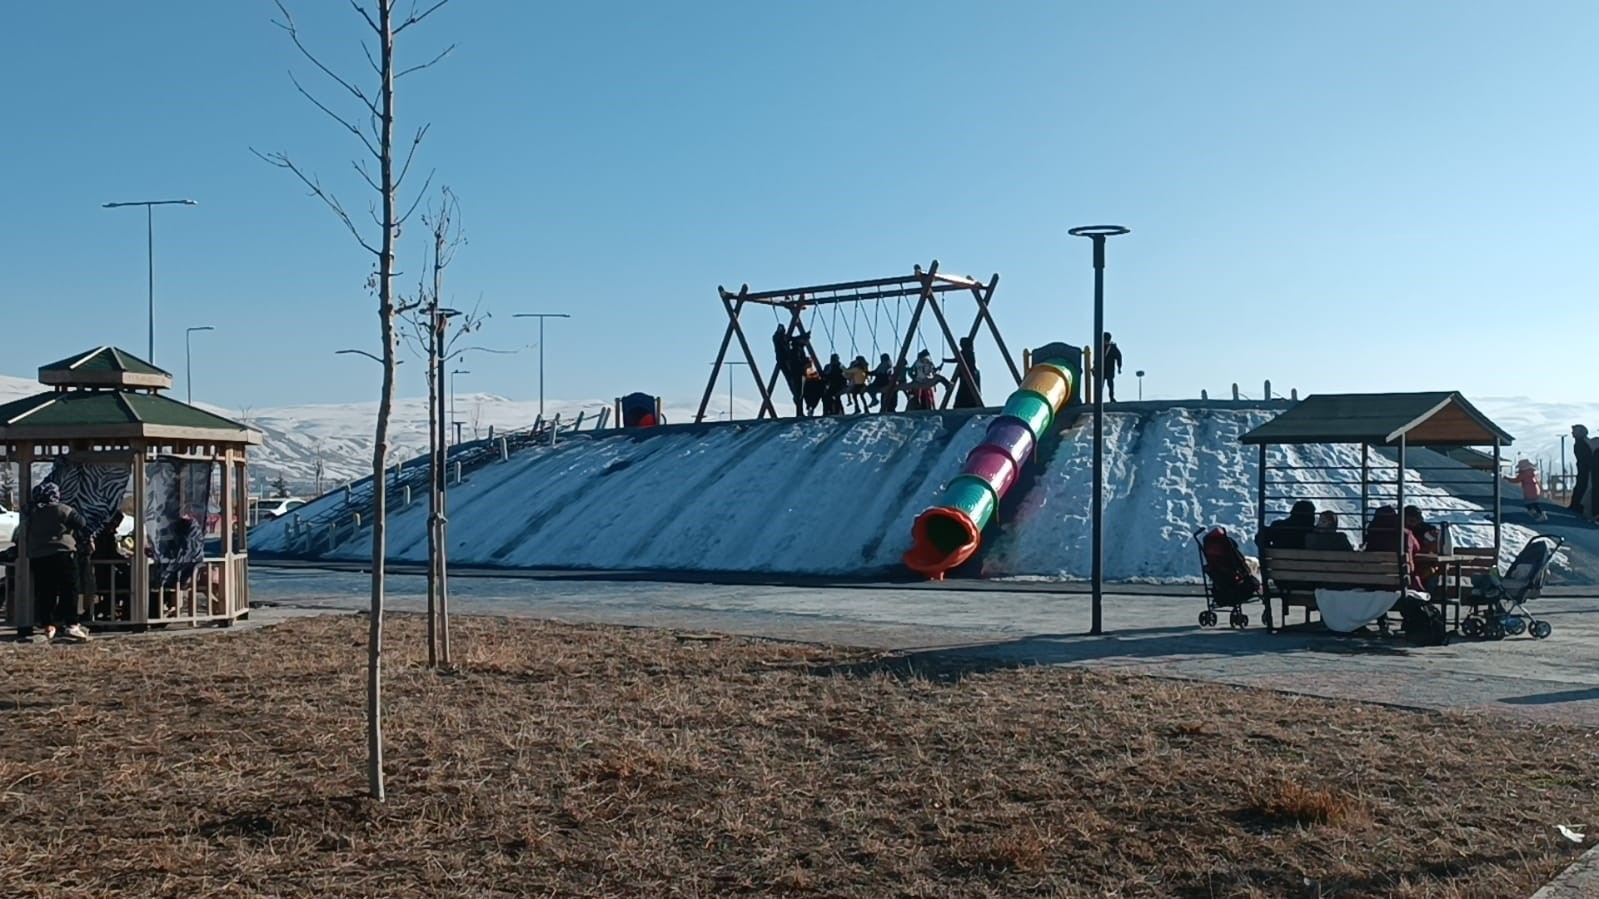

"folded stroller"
[1461,534,1562,640]
[1193,526,1262,628]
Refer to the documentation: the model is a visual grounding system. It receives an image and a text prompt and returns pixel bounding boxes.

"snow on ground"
[251,404,1572,583]
[291,412,989,575]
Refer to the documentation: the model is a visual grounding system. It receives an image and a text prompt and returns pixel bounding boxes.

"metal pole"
[147,205,155,361]
[184,326,212,404]
[1069,225,1130,637]
[539,316,545,420]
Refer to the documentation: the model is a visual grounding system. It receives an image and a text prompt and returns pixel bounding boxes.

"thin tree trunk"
[366,0,397,804]
[425,313,438,668]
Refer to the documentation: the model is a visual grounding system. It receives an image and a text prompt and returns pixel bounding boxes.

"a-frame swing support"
[695,260,1021,423]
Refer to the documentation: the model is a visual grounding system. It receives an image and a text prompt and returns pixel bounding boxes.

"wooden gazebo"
[0,347,262,632]
[1240,392,1514,625]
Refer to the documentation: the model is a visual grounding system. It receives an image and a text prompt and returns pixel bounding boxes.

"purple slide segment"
[960,445,1021,497]
[984,417,1037,468]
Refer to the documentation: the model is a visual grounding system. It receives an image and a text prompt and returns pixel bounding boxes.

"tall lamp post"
[185,326,215,404]
[712,360,748,419]
[450,368,470,444]
[511,312,571,421]
[102,199,197,362]
[1068,225,1130,637]
[1135,369,1145,402]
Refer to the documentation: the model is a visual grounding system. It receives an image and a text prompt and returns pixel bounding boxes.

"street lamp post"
[450,368,470,444]
[711,360,748,419]
[1068,225,1131,637]
[185,326,215,404]
[511,313,571,420]
[102,199,197,362]
[1135,369,1145,402]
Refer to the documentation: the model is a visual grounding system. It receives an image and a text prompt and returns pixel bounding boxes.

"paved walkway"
[251,568,1599,726]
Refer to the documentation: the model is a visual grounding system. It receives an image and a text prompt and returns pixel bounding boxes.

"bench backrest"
[1261,547,1403,589]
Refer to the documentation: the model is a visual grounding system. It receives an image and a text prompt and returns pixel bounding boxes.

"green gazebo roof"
[39,346,173,390]
[0,346,259,445]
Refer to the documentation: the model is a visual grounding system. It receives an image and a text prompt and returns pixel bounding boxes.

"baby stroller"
[1461,534,1562,640]
[1193,526,1262,628]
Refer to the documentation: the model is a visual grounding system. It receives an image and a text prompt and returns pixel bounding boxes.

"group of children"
[772,326,980,418]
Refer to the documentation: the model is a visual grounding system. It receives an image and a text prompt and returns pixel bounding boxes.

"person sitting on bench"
[1261,500,1317,550]
[1305,510,1354,552]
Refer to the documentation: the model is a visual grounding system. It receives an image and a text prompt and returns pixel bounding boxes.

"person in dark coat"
[1101,332,1124,403]
[945,337,982,408]
[1364,505,1422,589]
[785,331,812,417]
[19,482,90,642]
[1260,500,1316,550]
[1305,510,1354,552]
[1571,424,1592,517]
[820,353,847,416]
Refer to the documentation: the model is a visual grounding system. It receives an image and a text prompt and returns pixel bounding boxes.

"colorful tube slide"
[903,345,1080,580]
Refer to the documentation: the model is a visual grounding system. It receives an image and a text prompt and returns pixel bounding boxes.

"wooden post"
[696,286,746,423]
[131,444,148,626]
[499,437,508,461]
[221,448,234,617]
[1492,440,1503,561]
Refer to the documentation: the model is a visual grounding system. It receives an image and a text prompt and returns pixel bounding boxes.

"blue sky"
[3,1,1595,412]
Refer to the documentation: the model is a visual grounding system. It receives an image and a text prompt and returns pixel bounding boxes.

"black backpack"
[1396,595,1449,646]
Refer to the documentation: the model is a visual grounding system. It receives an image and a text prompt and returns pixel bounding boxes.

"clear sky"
[3,1,1595,413]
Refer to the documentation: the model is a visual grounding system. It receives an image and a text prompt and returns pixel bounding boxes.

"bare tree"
[256,0,456,802]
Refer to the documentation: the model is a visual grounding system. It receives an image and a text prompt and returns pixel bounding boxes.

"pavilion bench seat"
[1259,547,1405,631]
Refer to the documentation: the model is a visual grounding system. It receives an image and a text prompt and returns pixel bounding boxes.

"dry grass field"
[1,614,1594,898]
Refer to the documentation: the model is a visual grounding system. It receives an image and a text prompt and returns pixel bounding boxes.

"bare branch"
[352,158,382,193]
[396,43,456,79]
[335,348,391,365]
[361,40,382,76]
[394,0,453,34]
[289,70,381,161]
[396,169,435,226]
[252,148,380,257]
[393,123,431,191]
[273,0,382,119]
[443,343,517,364]
[348,0,381,36]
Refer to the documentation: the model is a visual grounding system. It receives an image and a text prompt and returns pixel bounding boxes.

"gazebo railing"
[5,555,247,631]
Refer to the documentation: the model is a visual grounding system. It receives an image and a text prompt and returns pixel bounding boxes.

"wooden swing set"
[695,261,1021,423]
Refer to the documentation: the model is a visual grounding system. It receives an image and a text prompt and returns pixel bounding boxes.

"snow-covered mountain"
[0,372,756,494]
[3,372,1591,497]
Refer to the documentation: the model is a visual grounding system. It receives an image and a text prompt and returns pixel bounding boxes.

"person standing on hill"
[945,336,982,408]
[1571,424,1592,518]
[1101,332,1124,403]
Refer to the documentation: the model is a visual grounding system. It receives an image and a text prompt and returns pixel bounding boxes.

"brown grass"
[0,613,1594,898]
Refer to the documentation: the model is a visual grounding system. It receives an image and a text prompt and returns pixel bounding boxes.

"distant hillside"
[3,372,1590,498]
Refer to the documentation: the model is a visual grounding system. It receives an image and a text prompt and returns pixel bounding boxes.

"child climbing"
[845,355,872,414]
[1506,459,1550,523]
[869,353,897,413]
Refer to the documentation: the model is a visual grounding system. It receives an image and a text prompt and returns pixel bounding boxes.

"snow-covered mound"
[981,407,1543,580]
[250,404,1562,583]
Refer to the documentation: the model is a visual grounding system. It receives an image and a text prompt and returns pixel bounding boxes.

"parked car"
[0,502,18,547]
[250,497,308,522]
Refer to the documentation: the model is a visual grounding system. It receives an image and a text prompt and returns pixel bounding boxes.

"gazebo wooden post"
[1492,439,1503,560]
[1396,435,1408,589]
[14,443,34,630]
[221,447,235,617]
[131,442,149,627]
[1360,443,1370,533]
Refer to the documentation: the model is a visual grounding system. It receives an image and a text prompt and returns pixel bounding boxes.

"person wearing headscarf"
[1261,500,1316,550]
[19,482,90,642]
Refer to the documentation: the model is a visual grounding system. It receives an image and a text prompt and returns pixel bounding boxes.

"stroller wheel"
[1198,610,1217,628]
[1503,617,1527,637]
[1461,617,1482,639]
[1230,611,1248,629]
[1530,620,1552,640]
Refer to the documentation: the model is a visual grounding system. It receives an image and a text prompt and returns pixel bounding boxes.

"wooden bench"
[1259,547,1405,631]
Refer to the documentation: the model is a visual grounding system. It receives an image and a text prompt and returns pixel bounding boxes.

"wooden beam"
[723,291,780,420]
[695,287,745,423]
[921,278,983,409]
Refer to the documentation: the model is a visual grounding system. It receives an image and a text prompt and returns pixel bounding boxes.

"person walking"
[944,336,982,408]
[1571,424,1592,518]
[19,482,91,643]
[1101,332,1124,403]
[1506,459,1550,523]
